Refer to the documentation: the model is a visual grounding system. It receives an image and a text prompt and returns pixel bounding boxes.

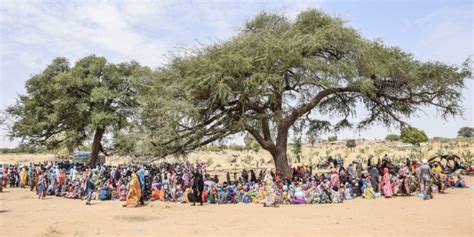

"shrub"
[385,134,400,142]
[400,127,428,146]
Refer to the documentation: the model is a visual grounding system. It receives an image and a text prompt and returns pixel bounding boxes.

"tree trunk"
[271,148,293,179]
[88,128,105,168]
[272,126,293,179]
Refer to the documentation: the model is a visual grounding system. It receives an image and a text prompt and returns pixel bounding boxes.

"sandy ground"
[1,178,473,237]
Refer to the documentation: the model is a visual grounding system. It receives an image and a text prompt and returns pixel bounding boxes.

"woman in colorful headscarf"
[432,162,445,193]
[381,167,393,198]
[123,172,142,207]
[263,172,277,207]
[20,167,27,188]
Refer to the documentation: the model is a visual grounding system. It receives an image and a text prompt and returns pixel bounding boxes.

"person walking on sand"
[192,170,204,206]
[420,159,434,200]
[82,172,95,205]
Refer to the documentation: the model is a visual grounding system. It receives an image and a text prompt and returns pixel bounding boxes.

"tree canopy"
[132,9,471,177]
[385,134,400,142]
[457,127,474,138]
[400,127,428,145]
[6,55,150,166]
[346,139,356,150]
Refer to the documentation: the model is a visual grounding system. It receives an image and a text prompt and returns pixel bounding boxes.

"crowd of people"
[1,156,469,207]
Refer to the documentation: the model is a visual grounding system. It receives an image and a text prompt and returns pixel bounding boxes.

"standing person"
[37,171,46,199]
[20,167,27,188]
[28,164,36,191]
[369,166,380,193]
[381,167,393,198]
[192,170,204,206]
[399,164,412,195]
[2,168,8,188]
[432,162,445,193]
[420,159,434,200]
[136,168,145,205]
[82,173,95,205]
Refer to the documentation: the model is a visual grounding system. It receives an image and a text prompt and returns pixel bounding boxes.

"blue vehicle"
[68,151,105,166]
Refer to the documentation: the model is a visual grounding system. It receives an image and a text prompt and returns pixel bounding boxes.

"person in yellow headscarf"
[432,162,445,193]
[123,172,142,207]
[20,167,28,188]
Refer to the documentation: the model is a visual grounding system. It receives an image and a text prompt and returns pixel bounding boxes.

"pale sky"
[0,0,473,148]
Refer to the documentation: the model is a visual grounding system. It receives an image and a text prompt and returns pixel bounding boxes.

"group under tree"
[133,10,471,178]
[5,9,471,178]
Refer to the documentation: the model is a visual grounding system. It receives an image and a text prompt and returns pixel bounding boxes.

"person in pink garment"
[382,167,393,198]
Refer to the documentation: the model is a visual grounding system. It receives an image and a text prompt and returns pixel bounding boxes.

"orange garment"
[20,168,27,187]
[59,172,66,186]
[125,173,141,207]
[159,189,165,201]
[151,187,160,201]
[202,190,208,203]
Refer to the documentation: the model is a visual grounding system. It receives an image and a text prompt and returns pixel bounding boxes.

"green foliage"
[400,127,428,145]
[460,149,473,166]
[346,139,356,150]
[385,134,400,142]
[244,133,261,152]
[328,136,338,142]
[134,9,470,167]
[307,132,317,146]
[251,143,260,152]
[457,127,474,138]
[6,56,150,158]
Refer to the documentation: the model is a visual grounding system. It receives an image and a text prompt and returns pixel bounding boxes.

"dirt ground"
[1,178,473,237]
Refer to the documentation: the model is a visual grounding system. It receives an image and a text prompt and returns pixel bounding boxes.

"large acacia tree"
[139,10,471,178]
[7,55,149,166]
